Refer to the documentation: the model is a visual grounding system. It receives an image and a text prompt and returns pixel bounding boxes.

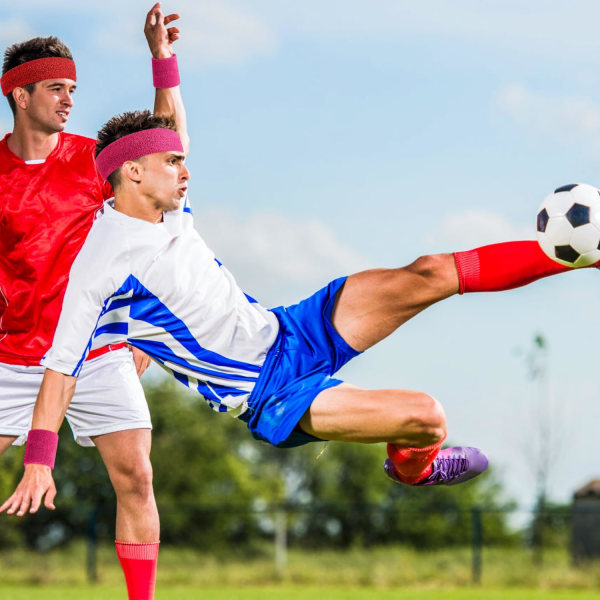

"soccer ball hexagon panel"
[536,183,600,267]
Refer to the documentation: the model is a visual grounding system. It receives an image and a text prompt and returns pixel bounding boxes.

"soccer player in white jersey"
[0,6,188,599]
[4,110,589,511]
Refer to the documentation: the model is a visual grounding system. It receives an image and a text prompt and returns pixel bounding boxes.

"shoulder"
[60,132,97,153]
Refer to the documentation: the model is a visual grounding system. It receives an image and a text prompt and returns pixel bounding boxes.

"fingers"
[145,4,160,28]
[0,494,16,514]
[1,489,31,517]
[44,485,57,511]
[0,468,57,517]
[163,13,180,26]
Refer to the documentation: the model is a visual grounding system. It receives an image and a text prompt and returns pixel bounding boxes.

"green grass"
[3,587,600,600]
[4,542,600,593]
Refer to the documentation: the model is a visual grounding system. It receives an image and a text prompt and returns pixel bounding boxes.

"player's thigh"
[0,435,17,455]
[331,255,458,351]
[0,362,44,446]
[66,348,150,447]
[93,428,152,478]
[298,383,446,446]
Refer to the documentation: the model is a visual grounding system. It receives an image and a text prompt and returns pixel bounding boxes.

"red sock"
[387,439,444,485]
[115,541,160,600]
[454,240,573,294]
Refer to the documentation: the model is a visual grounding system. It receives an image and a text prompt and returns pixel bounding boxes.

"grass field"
[4,543,600,597]
[3,587,600,600]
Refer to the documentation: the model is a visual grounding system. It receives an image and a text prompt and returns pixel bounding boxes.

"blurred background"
[3,1,600,595]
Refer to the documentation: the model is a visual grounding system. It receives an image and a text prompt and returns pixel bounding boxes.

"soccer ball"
[536,183,600,267]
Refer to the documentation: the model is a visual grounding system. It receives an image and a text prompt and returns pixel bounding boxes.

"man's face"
[138,150,190,213]
[22,78,76,133]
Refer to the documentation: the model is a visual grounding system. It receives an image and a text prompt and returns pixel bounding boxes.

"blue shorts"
[239,277,360,448]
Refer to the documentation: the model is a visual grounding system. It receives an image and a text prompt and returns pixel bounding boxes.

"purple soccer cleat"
[384,446,488,486]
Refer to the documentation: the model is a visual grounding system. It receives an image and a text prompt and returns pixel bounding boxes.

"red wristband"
[24,429,59,469]
[152,54,180,89]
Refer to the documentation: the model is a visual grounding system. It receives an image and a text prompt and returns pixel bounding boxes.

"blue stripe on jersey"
[113,275,261,374]
[104,297,132,312]
[171,368,190,387]
[129,337,257,383]
[73,296,115,376]
[183,197,192,214]
[95,322,128,336]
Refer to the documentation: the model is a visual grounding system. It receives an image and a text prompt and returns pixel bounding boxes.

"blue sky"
[4,1,600,509]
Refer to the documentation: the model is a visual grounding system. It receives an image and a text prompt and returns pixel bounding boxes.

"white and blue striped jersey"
[42,198,279,416]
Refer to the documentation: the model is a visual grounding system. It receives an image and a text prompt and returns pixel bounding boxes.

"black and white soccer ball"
[536,183,600,268]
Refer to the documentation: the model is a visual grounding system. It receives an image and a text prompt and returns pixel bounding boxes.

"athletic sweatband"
[23,429,59,470]
[95,128,184,181]
[1,57,76,96]
[152,54,180,89]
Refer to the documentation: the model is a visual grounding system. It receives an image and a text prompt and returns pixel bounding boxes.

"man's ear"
[12,87,30,111]
[121,160,143,184]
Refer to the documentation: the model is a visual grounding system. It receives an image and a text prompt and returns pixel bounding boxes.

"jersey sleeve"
[41,235,117,376]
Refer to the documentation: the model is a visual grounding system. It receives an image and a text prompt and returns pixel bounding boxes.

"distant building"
[572,480,600,562]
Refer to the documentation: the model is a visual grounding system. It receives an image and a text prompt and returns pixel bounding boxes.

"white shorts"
[0,347,151,447]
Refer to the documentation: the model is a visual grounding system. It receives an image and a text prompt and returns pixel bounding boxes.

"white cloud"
[425,209,533,249]
[247,0,600,58]
[176,0,277,67]
[196,208,370,305]
[0,18,36,47]
[497,83,600,141]
[94,0,276,67]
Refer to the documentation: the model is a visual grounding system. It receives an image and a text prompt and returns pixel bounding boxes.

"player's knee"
[407,253,454,287]
[111,458,154,500]
[408,393,447,446]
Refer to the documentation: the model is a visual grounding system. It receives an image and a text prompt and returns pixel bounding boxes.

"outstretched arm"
[145,2,190,155]
[0,370,76,516]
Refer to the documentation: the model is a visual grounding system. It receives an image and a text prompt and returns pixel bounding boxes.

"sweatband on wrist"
[95,128,184,181]
[152,54,180,89]
[1,57,76,96]
[23,429,59,469]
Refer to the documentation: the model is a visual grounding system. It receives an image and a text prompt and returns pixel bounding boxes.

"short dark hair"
[96,110,177,189]
[2,36,73,115]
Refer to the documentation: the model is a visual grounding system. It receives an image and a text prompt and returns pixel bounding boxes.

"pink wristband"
[24,429,59,469]
[152,54,180,89]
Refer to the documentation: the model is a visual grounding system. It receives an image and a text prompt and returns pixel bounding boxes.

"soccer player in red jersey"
[0,4,188,599]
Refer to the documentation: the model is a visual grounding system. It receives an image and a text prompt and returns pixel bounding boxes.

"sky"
[3,0,600,511]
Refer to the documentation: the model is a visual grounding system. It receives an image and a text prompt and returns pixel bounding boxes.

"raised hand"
[144,2,181,59]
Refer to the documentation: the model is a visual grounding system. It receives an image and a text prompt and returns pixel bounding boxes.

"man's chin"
[165,197,181,213]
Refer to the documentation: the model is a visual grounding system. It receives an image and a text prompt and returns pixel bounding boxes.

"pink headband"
[1,57,76,96]
[95,128,184,181]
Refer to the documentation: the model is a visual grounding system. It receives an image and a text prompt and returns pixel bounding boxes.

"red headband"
[95,128,184,181]
[1,57,76,96]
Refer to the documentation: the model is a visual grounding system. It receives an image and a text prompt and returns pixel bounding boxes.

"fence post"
[86,507,98,583]
[274,508,287,578]
[471,507,482,584]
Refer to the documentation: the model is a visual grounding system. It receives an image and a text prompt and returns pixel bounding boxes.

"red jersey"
[0,132,112,365]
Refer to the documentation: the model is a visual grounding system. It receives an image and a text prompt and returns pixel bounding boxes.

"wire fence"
[75,503,588,585]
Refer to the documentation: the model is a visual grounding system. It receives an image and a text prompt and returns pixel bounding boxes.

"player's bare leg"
[93,429,158,540]
[0,435,17,455]
[92,429,159,599]
[300,383,486,486]
[330,253,459,353]
[300,254,486,486]
[300,384,446,446]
